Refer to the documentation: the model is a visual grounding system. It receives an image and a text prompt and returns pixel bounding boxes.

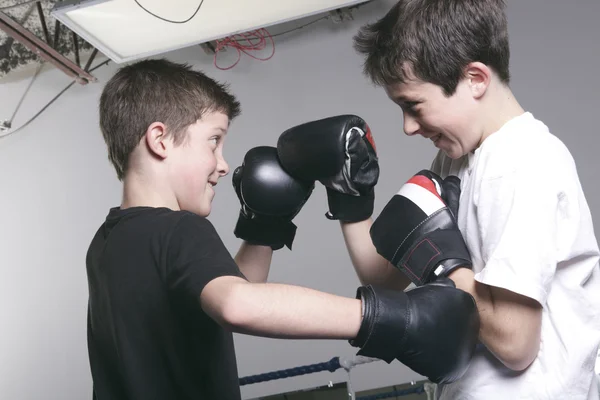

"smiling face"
[384,67,486,159]
[168,111,231,217]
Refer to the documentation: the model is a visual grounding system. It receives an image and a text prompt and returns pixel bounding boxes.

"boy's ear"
[145,122,170,160]
[464,62,491,99]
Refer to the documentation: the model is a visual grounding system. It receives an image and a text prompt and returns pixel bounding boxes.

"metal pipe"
[36,1,51,46]
[0,11,96,84]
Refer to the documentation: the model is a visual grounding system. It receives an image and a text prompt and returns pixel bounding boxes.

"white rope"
[338,355,381,372]
[424,382,437,400]
[337,356,382,400]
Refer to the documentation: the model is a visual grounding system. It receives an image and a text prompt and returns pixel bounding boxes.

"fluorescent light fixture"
[51,0,370,64]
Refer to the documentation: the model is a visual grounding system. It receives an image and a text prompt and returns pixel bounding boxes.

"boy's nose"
[218,158,230,176]
[403,114,421,136]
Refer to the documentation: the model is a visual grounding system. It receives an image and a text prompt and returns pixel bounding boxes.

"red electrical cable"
[213,28,275,70]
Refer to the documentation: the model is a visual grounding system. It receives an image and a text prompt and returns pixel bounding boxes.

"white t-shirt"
[430,112,600,400]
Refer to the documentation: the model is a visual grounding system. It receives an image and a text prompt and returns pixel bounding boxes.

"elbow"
[481,286,543,371]
[200,276,256,332]
[495,336,540,371]
[501,349,538,371]
[217,284,255,332]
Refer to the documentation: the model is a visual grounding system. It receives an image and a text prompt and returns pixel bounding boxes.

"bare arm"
[234,241,273,283]
[449,268,542,371]
[341,219,411,291]
[200,275,362,339]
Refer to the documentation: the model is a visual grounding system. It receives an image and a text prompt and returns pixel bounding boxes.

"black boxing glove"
[232,146,315,250]
[370,170,472,286]
[350,278,480,384]
[276,115,379,222]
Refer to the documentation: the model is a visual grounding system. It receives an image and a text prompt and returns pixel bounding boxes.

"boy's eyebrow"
[393,95,421,103]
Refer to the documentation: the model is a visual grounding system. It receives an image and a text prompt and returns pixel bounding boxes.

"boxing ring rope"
[239,355,435,400]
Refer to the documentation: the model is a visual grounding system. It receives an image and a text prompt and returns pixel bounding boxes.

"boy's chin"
[442,145,468,160]
[184,203,211,217]
[444,150,464,160]
[196,207,211,217]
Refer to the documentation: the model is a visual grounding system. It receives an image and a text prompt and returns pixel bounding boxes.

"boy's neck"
[121,170,179,211]
[479,83,525,145]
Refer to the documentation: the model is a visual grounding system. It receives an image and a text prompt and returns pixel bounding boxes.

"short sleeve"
[473,169,562,306]
[166,213,246,301]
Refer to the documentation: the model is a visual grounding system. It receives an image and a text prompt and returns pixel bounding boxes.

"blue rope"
[356,385,425,400]
[239,356,342,386]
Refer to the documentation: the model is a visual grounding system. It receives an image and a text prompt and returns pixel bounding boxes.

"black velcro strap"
[397,235,442,285]
[350,285,408,363]
[325,187,374,222]
[233,212,297,250]
[395,228,472,286]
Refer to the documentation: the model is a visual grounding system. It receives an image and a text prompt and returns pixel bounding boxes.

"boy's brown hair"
[353,0,510,96]
[99,58,241,180]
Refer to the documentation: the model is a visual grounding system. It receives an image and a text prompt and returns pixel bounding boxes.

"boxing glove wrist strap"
[325,187,374,223]
[350,285,408,363]
[234,211,297,250]
[371,205,472,286]
[392,228,473,286]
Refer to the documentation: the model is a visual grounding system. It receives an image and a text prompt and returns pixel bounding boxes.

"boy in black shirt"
[87,58,480,400]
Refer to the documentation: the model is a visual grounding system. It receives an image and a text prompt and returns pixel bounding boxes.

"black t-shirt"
[86,206,246,400]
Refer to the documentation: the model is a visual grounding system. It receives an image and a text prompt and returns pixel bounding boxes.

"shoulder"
[167,211,224,247]
[163,211,243,297]
[122,208,223,244]
[166,211,237,270]
[476,113,578,183]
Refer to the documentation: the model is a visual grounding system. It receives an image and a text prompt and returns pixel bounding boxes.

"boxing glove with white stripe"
[370,170,472,286]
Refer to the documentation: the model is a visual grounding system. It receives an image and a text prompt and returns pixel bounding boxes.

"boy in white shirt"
[351,0,600,398]
[274,0,600,398]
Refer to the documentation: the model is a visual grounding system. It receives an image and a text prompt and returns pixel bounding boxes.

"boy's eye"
[405,102,418,110]
[403,102,420,115]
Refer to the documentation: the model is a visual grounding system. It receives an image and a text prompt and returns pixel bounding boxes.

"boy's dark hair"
[353,0,510,96]
[99,58,241,180]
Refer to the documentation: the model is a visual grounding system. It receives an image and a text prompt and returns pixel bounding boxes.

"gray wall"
[0,0,599,399]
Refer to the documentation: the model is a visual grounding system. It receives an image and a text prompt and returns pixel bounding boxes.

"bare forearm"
[341,219,411,290]
[234,242,272,283]
[222,280,362,339]
[449,268,542,370]
[448,269,495,340]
